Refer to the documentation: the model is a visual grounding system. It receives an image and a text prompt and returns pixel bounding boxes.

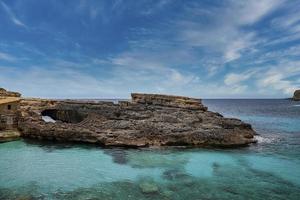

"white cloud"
[0,66,114,98]
[225,73,250,86]
[272,13,300,30]
[0,1,27,28]
[140,0,172,15]
[178,0,282,63]
[111,53,165,69]
[0,52,16,62]
[249,45,300,66]
[225,69,259,85]
[224,36,253,62]
[232,0,284,25]
[271,1,300,34]
[0,0,297,98]
[257,62,300,95]
[223,59,300,97]
[0,60,199,99]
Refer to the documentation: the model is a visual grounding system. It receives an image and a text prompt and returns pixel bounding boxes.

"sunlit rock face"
[0,130,20,142]
[293,90,300,101]
[18,93,256,147]
[131,93,207,111]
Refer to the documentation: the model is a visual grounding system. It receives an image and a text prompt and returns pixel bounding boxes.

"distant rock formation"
[18,93,256,147]
[0,88,21,97]
[293,90,300,101]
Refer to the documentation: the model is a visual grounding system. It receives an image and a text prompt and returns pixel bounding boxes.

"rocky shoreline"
[17,93,257,147]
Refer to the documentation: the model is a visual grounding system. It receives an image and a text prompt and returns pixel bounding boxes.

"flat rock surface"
[0,130,21,142]
[18,93,256,147]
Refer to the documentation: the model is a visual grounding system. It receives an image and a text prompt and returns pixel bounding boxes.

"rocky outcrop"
[0,130,20,142]
[131,93,207,111]
[0,88,21,97]
[293,90,300,101]
[18,93,256,147]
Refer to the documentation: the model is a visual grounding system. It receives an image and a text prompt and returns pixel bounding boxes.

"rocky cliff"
[293,90,300,101]
[18,93,256,147]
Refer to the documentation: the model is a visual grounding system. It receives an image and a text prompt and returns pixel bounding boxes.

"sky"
[0,0,300,98]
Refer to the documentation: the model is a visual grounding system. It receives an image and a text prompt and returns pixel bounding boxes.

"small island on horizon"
[293,90,300,101]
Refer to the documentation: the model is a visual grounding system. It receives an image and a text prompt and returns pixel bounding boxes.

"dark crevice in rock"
[41,109,87,123]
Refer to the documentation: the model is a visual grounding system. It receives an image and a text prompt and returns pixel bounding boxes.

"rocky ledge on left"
[0,88,21,142]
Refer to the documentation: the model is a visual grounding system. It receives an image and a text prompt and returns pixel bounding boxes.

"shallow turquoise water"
[0,99,300,199]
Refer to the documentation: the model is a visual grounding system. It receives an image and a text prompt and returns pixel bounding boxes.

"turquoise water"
[1,99,300,199]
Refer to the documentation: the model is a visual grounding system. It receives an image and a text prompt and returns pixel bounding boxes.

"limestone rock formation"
[18,93,256,147]
[0,88,21,97]
[131,93,207,111]
[0,130,20,142]
[293,90,300,101]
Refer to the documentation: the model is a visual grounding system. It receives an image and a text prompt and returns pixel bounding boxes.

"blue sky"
[0,0,300,98]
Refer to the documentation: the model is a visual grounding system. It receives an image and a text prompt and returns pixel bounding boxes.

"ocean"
[0,99,300,199]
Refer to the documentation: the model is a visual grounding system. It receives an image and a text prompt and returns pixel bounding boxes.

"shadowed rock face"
[41,109,87,123]
[18,93,256,147]
[293,90,300,101]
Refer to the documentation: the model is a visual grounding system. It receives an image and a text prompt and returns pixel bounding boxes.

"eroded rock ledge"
[18,93,256,147]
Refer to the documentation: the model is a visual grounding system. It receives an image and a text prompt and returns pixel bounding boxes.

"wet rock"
[212,162,220,173]
[15,196,36,200]
[0,130,20,142]
[18,93,257,147]
[139,182,159,194]
[161,190,174,199]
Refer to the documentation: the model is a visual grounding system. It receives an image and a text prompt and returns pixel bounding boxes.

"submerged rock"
[163,169,189,181]
[104,149,128,165]
[139,182,159,194]
[18,93,256,147]
[293,90,300,101]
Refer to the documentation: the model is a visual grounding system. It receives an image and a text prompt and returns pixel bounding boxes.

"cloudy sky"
[0,0,300,98]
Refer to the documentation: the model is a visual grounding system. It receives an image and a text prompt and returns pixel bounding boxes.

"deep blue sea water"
[0,99,300,200]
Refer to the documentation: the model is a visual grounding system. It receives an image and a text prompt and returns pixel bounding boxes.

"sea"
[0,99,300,200]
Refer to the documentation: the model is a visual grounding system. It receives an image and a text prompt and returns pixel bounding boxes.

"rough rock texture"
[18,94,256,147]
[0,130,20,142]
[293,90,300,101]
[131,93,207,111]
[0,88,21,97]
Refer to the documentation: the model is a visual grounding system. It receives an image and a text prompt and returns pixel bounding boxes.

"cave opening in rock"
[41,109,87,123]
